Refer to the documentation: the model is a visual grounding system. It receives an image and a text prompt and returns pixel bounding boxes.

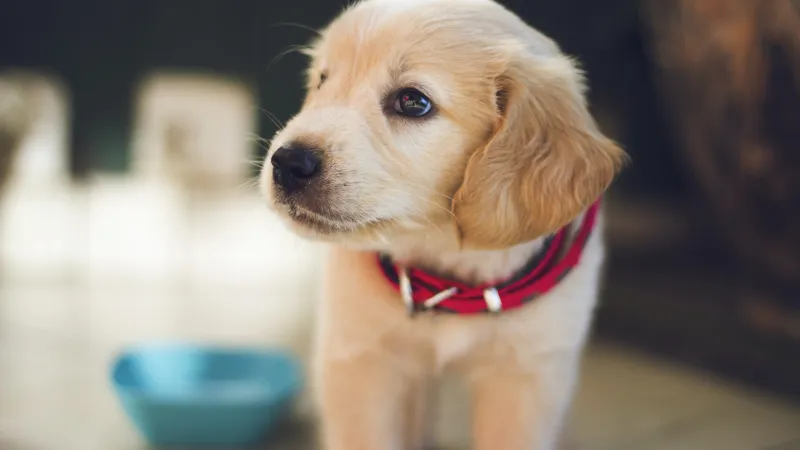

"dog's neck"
[382,231,546,286]
[378,210,589,286]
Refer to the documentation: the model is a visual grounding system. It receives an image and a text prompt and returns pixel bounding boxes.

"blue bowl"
[111,343,303,447]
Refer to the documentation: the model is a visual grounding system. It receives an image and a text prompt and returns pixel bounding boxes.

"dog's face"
[261,0,626,250]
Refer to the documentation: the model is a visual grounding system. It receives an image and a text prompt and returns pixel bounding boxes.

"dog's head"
[260,0,626,250]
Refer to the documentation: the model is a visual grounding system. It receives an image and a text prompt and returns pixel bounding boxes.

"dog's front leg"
[317,354,408,450]
[405,375,433,450]
[469,351,580,450]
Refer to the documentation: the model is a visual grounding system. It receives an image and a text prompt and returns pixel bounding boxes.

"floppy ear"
[452,49,627,250]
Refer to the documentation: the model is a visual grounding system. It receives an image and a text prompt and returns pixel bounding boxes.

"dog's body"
[317,215,606,450]
[260,1,626,449]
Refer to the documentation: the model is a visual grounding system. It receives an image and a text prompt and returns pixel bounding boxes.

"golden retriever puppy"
[260,0,626,448]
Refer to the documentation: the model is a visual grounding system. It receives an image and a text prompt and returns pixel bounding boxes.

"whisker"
[404,204,444,234]
[420,198,458,221]
[269,22,321,36]
[254,142,270,153]
[257,108,285,130]
[402,180,455,201]
[265,44,311,74]
[338,199,373,224]
[243,135,273,167]
[246,133,273,145]
[237,176,261,191]
[416,213,442,234]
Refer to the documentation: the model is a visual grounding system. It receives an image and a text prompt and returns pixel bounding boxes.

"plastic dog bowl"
[111,343,302,447]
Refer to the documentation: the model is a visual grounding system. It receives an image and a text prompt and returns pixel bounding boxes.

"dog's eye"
[393,89,432,117]
[317,72,328,89]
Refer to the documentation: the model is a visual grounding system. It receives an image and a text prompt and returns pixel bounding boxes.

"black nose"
[270,146,321,193]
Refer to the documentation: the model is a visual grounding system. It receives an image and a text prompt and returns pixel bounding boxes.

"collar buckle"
[398,267,415,316]
[398,267,458,317]
[483,288,503,313]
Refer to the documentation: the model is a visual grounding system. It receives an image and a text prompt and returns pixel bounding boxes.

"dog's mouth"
[287,205,350,234]
[285,204,390,236]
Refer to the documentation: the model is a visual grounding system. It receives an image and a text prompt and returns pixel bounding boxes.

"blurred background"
[1,0,799,449]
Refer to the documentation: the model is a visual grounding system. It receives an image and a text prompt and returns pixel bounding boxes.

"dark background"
[0,0,677,193]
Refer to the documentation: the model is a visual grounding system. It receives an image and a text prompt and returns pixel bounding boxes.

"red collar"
[378,200,601,315]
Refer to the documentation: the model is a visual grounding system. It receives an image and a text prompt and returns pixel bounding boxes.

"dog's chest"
[424,317,488,368]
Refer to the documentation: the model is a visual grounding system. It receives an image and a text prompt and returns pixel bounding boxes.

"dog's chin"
[287,209,356,239]
[272,203,393,245]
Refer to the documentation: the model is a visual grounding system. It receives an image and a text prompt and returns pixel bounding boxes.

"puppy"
[260,0,627,449]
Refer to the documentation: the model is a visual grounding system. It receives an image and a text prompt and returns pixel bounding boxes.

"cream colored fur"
[260,0,626,449]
